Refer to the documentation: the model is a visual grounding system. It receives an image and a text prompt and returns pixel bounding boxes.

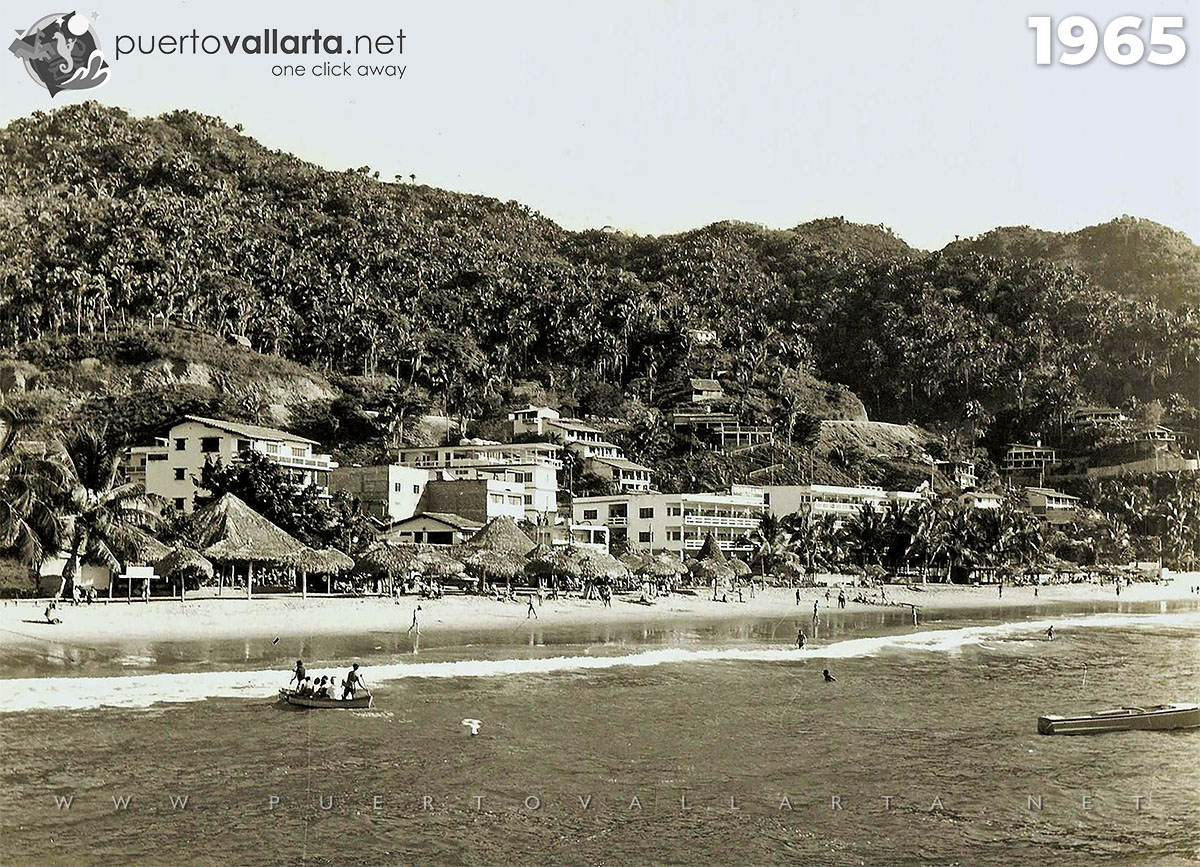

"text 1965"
[1028,15,1186,66]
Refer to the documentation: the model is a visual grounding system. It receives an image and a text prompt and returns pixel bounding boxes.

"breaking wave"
[2,611,1196,713]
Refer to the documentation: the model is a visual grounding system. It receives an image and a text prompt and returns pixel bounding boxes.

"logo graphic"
[9,11,109,96]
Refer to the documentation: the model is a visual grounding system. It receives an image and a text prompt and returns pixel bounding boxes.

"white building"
[761,484,924,524]
[959,490,1004,510]
[132,415,337,513]
[1001,443,1057,475]
[572,485,766,557]
[395,439,561,520]
[586,456,653,492]
[1072,406,1127,426]
[509,406,605,445]
[328,464,431,523]
[1024,486,1079,515]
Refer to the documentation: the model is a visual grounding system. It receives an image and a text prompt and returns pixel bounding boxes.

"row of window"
[172,437,306,458]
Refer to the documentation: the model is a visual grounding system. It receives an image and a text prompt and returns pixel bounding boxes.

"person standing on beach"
[998,581,1003,599]
[408,605,421,634]
[838,588,846,609]
[795,588,801,606]
[813,600,819,619]
[526,595,538,620]
[797,628,806,649]
[1046,625,1054,641]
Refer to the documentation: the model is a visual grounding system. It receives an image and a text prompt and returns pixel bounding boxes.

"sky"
[3,0,1197,249]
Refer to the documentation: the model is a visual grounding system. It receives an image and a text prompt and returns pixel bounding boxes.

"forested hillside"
[1,103,1198,463]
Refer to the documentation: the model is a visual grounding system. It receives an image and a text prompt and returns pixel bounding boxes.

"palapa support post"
[247,561,253,600]
[301,570,307,599]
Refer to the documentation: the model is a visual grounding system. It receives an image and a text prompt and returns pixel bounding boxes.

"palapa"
[637,552,689,579]
[122,527,171,566]
[357,544,418,575]
[728,557,752,577]
[155,545,214,580]
[190,493,307,564]
[293,547,355,573]
[467,516,536,554]
[414,549,466,579]
[695,533,728,563]
[463,548,527,582]
[689,558,736,583]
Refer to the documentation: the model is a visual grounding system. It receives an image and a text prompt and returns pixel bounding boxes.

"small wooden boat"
[1038,703,1199,735]
[279,689,373,709]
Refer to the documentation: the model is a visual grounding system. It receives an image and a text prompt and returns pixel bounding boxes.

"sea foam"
[1,610,1196,713]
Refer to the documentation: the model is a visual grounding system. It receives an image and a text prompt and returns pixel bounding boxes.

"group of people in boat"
[286,660,367,701]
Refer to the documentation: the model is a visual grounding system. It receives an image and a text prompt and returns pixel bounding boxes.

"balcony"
[682,512,762,529]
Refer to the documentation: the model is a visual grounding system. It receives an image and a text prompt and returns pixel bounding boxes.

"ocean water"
[0,602,1197,866]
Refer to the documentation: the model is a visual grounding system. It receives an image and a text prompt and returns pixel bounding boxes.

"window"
[266,443,279,455]
[200,437,221,454]
[639,507,655,519]
[413,485,421,494]
[638,532,652,543]
[668,530,682,541]
[583,509,598,521]
[174,438,186,451]
[610,504,627,518]
[292,447,305,457]
[173,498,185,510]
[147,453,167,462]
[524,496,532,505]
[394,482,403,492]
[174,468,186,481]
[668,506,681,517]
[236,439,251,452]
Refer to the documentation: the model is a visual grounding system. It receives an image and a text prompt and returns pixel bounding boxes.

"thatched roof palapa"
[293,547,355,573]
[696,533,728,564]
[637,552,689,579]
[463,548,526,582]
[155,545,213,580]
[414,549,466,579]
[123,527,171,566]
[357,544,419,574]
[190,493,307,564]
[728,558,752,577]
[467,517,536,555]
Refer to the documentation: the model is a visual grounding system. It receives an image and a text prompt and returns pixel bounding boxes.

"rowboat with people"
[1037,703,1199,735]
[279,688,373,709]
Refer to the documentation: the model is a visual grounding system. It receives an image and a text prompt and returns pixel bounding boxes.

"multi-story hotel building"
[394,439,561,519]
[761,484,925,524]
[1001,443,1058,475]
[572,485,766,557]
[129,415,337,513]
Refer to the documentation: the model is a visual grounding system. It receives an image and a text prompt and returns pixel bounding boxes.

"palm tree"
[51,430,163,600]
[843,503,886,567]
[0,412,62,571]
[746,511,785,576]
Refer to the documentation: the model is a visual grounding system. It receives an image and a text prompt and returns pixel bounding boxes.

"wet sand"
[1,572,1195,647]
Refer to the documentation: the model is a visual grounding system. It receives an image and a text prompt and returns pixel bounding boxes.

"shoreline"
[2,573,1197,649]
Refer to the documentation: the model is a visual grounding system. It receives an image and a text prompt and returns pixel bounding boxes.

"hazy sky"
[4,0,1196,248]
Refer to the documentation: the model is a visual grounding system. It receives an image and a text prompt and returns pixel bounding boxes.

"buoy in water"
[462,718,482,735]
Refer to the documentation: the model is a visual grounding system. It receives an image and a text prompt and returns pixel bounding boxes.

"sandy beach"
[2,572,1196,648]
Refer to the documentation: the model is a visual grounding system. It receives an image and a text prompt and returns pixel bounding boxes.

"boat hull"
[279,689,373,709]
[1038,703,1199,735]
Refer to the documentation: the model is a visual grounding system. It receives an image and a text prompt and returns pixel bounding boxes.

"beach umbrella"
[155,545,214,581]
[466,516,536,554]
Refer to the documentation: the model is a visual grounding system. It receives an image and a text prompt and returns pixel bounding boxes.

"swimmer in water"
[1046,625,1054,641]
[823,669,836,682]
[797,628,806,649]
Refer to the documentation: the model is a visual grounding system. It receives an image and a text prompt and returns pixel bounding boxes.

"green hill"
[943,217,1200,309]
[1,103,1197,471]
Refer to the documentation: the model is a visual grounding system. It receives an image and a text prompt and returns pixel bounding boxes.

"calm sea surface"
[0,601,1197,866]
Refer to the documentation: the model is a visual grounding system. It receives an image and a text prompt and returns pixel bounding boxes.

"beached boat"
[279,689,373,709]
[1037,703,1199,735]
